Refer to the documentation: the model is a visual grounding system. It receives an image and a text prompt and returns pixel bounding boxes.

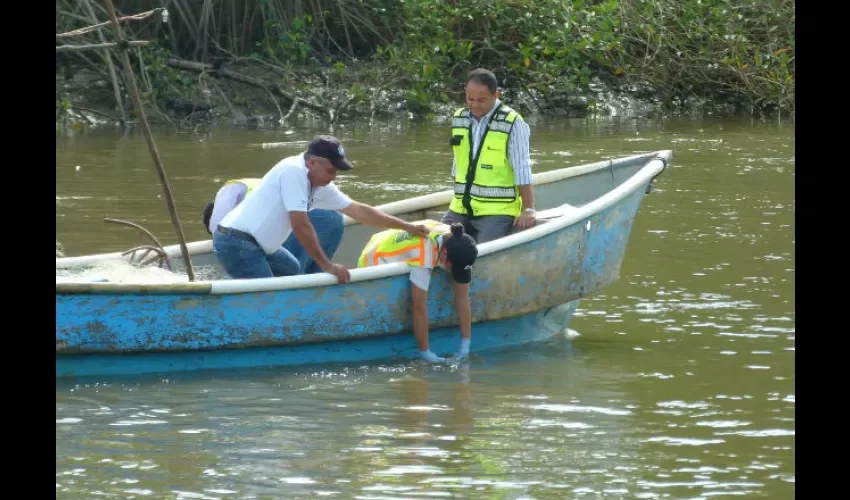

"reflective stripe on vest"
[224,178,262,196]
[357,220,443,268]
[448,105,523,218]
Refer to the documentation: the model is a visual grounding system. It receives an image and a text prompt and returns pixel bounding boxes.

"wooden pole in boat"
[100,0,196,281]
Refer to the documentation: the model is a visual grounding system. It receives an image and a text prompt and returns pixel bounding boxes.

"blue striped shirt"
[451,99,532,185]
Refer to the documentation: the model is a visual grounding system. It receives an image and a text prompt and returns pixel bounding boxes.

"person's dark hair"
[202,200,214,234]
[444,223,478,284]
[467,68,498,93]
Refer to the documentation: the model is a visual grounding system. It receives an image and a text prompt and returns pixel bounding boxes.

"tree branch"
[104,217,173,271]
[56,8,165,38]
[165,57,332,119]
[56,40,150,52]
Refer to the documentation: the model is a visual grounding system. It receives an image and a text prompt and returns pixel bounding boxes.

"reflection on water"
[57,116,794,498]
[57,335,793,498]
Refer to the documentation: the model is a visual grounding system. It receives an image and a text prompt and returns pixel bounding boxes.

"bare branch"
[104,218,174,270]
[121,245,172,270]
[56,8,164,38]
[165,57,332,119]
[56,40,150,53]
[282,96,299,122]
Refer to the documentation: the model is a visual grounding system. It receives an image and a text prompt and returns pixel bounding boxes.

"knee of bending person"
[323,210,345,234]
[311,209,343,224]
[328,210,344,226]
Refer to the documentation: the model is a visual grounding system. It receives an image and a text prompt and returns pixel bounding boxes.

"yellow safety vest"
[224,178,261,196]
[357,220,444,268]
[448,104,523,217]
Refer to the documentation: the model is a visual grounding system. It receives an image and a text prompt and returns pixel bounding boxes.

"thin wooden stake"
[101,0,196,281]
[81,0,127,126]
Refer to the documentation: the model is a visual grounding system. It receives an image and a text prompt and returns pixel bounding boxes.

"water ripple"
[56,119,795,500]
[524,403,632,416]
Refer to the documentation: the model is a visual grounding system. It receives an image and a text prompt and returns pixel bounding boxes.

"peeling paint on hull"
[57,300,580,379]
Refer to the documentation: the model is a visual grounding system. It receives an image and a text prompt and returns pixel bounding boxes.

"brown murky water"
[56,116,794,499]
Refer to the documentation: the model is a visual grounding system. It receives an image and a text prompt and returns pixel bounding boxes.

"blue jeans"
[282,209,344,274]
[213,209,344,279]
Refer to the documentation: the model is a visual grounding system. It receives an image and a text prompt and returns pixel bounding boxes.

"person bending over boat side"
[358,220,479,363]
[213,135,430,282]
[441,68,537,243]
[203,178,343,275]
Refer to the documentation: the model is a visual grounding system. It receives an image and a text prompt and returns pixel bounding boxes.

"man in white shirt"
[203,179,343,275]
[213,135,430,282]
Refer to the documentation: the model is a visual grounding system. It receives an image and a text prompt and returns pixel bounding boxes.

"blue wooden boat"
[56,150,671,379]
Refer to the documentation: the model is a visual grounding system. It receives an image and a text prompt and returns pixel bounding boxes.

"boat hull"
[56,151,670,379]
[57,300,580,378]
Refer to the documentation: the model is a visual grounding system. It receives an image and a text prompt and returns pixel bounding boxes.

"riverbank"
[56,57,769,134]
[56,0,793,133]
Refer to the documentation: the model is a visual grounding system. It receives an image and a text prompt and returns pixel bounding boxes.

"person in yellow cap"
[358,220,479,363]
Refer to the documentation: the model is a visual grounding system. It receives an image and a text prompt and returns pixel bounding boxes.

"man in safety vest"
[202,177,345,275]
[358,220,479,363]
[441,68,536,243]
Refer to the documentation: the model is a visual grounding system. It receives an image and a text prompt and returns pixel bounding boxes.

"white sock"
[420,350,445,363]
[457,338,471,355]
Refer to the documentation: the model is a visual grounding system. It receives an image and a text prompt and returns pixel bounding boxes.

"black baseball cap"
[444,229,478,284]
[306,135,354,171]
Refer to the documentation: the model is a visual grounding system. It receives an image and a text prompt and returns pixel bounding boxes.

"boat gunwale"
[56,150,670,295]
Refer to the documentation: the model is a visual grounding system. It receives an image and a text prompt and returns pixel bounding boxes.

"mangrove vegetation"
[56,0,795,130]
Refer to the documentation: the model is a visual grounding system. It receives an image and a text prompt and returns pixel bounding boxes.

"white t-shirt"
[408,235,443,291]
[219,153,353,254]
[208,182,248,234]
